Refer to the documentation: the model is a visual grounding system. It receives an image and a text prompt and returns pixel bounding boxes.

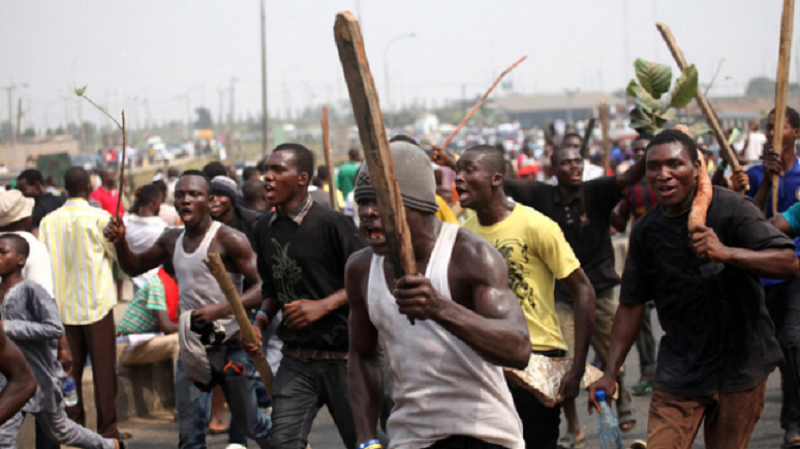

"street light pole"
[384,32,415,112]
[260,0,268,155]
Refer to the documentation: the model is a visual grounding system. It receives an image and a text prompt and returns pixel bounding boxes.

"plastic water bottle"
[595,390,623,449]
[63,377,78,407]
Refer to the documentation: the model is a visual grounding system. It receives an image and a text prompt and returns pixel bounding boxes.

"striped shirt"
[117,275,166,335]
[39,198,117,325]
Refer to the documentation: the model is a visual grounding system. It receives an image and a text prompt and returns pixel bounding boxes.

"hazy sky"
[1,0,796,131]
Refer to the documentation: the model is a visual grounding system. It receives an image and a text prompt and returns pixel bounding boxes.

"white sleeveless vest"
[367,222,524,449]
[173,221,244,340]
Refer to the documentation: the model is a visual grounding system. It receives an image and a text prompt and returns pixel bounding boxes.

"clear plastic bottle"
[63,377,78,407]
[595,390,623,449]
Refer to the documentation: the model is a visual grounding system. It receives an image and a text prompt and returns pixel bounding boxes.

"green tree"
[195,107,213,129]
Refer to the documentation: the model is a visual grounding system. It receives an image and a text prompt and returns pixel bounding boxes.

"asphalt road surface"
[119,316,786,449]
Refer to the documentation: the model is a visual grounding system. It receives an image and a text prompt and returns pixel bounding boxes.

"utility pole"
[218,88,224,134]
[229,77,239,159]
[260,0,269,154]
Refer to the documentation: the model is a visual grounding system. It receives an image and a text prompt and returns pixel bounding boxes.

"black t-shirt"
[504,177,623,301]
[254,202,366,352]
[621,187,789,396]
[32,194,66,230]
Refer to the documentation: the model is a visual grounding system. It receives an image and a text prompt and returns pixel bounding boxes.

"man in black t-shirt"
[501,133,647,437]
[246,143,366,449]
[17,169,65,235]
[590,129,798,449]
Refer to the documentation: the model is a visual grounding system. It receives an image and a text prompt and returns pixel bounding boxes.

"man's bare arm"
[615,154,646,189]
[610,198,631,232]
[0,328,36,424]
[346,249,383,444]
[394,231,530,369]
[771,214,795,237]
[556,268,595,401]
[104,217,173,276]
[220,228,263,311]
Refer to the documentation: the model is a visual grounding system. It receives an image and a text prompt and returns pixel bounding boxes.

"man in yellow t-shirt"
[457,145,596,449]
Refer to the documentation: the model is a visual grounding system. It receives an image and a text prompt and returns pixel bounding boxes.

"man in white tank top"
[346,142,529,449]
[104,171,271,449]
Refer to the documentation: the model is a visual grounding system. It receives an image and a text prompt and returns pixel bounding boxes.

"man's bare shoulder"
[452,227,507,282]
[346,247,375,280]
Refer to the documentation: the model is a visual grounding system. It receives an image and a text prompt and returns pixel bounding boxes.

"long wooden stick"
[115,110,126,218]
[334,12,416,324]
[321,106,338,211]
[579,118,595,158]
[203,253,274,396]
[440,56,527,150]
[772,0,796,215]
[655,22,747,192]
[600,100,611,174]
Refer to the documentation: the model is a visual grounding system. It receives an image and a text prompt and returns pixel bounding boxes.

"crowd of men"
[0,107,798,449]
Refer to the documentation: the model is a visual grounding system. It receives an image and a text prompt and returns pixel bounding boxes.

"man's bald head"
[464,145,506,177]
[243,178,268,212]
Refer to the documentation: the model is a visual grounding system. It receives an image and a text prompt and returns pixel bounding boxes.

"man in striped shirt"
[39,167,123,441]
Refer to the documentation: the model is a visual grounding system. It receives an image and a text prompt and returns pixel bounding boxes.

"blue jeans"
[270,355,356,449]
[176,340,272,449]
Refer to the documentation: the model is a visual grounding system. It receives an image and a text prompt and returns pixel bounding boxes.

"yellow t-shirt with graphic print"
[464,203,579,352]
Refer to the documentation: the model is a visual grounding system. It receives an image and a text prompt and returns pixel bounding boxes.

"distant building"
[488,92,626,128]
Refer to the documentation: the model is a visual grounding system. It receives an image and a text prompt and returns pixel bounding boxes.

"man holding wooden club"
[590,129,798,449]
[103,170,272,449]
[347,141,529,449]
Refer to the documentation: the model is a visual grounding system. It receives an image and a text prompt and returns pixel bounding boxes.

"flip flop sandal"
[557,433,585,449]
[632,381,653,396]
[619,410,637,432]
[629,440,647,449]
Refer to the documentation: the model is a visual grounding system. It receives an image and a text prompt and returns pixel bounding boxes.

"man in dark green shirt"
[337,149,362,198]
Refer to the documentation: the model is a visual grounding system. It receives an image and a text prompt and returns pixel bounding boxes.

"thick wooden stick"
[321,106,338,211]
[579,118,595,158]
[772,0,796,215]
[116,110,127,218]
[600,100,611,174]
[334,12,416,323]
[655,22,747,192]
[441,56,527,150]
[203,253,274,396]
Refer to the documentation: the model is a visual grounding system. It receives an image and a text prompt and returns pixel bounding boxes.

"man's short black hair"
[348,148,362,160]
[0,234,29,259]
[243,178,265,203]
[769,106,800,130]
[465,144,506,177]
[550,145,582,166]
[167,167,181,178]
[152,179,167,194]
[202,161,228,180]
[646,128,699,162]
[242,167,259,181]
[64,167,90,195]
[136,184,162,206]
[273,143,314,177]
[179,170,211,192]
[317,165,331,182]
[17,169,43,186]
[633,135,652,145]
[562,133,583,148]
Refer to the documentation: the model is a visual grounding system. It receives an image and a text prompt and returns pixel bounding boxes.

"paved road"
[119,321,787,449]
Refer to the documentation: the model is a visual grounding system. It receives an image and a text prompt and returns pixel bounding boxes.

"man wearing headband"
[346,141,528,449]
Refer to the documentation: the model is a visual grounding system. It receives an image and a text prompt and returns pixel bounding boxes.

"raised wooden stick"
[580,118,595,158]
[203,253,274,396]
[599,100,611,174]
[334,11,416,324]
[440,56,527,150]
[321,106,339,211]
[771,0,796,215]
[656,22,747,192]
[115,111,127,218]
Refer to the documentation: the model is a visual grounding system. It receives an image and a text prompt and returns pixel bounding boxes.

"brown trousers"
[65,311,118,438]
[647,380,767,449]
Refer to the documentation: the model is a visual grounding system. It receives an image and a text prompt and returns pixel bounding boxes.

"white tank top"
[367,222,524,449]
[173,221,244,340]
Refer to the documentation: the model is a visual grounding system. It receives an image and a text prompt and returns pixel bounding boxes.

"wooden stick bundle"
[321,106,339,211]
[655,22,747,193]
[771,0,796,215]
[440,56,527,151]
[204,253,274,396]
[334,12,417,325]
